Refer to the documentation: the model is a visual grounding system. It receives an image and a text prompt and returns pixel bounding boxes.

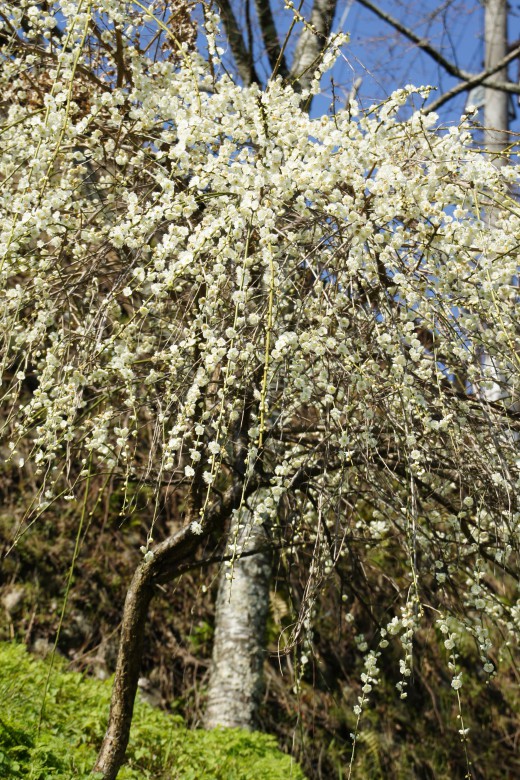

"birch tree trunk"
[484,0,508,162]
[481,0,510,402]
[204,506,272,729]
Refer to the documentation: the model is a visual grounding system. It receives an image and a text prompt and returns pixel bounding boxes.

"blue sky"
[213,0,520,133]
[326,0,520,127]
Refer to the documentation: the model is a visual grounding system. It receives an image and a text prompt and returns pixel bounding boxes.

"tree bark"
[215,0,259,86]
[290,0,337,92]
[203,1,338,734]
[204,505,272,730]
[93,564,154,780]
[254,0,289,78]
[480,0,509,402]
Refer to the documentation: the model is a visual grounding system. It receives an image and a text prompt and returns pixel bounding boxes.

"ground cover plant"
[0,642,305,779]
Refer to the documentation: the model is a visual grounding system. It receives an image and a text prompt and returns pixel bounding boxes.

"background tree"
[205,0,341,733]
[211,0,520,117]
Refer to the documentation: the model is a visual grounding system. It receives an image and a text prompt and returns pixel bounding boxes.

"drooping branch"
[0,13,107,90]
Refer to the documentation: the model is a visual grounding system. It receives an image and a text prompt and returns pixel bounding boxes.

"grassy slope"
[0,642,306,780]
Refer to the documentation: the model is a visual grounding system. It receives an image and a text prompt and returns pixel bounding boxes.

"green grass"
[0,642,306,779]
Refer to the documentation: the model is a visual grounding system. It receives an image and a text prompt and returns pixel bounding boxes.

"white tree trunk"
[205,506,271,729]
[484,0,508,161]
[482,0,510,403]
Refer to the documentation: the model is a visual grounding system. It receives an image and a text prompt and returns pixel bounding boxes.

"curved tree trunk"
[93,565,154,780]
[93,476,261,779]
[204,506,272,730]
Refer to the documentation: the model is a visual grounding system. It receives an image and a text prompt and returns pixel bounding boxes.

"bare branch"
[355,0,520,111]
[425,42,520,114]
[215,0,259,85]
[254,0,289,78]
[355,0,471,81]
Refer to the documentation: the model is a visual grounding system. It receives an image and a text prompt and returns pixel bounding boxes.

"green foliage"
[0,643,306,780]
[186,620,213,654]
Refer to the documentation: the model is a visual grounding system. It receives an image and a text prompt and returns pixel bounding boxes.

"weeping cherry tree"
[1,2,520,778]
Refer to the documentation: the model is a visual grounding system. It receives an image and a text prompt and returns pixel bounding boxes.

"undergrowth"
[0,642,306,779]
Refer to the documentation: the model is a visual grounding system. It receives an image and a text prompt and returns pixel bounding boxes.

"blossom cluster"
[1,0,520,692]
